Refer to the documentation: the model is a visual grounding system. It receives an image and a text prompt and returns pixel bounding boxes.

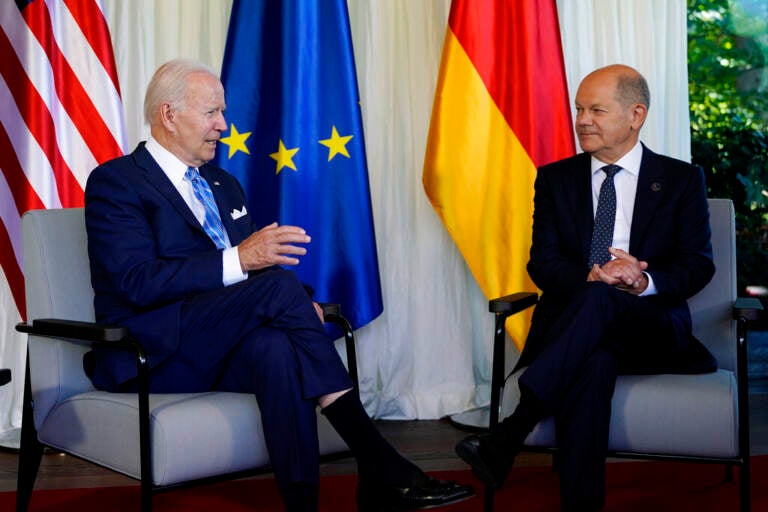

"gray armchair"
[15,207,358,511]
[485,198,762,511]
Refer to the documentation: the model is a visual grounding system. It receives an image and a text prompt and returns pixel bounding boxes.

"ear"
[160,103,176,132]
[630,103,648,130]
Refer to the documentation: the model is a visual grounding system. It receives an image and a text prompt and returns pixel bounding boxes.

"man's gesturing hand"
[238,222,311,272]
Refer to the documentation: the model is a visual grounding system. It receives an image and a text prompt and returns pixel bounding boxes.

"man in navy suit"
[456,64,715,510]
[84,59,472,512]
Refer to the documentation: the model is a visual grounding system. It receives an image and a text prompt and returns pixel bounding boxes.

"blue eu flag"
[214,0,383,330]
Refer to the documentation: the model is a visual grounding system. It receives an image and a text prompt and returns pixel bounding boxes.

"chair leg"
[16,424,44,512]
[137,354,153,512]
[740,459,751,512]
[483,484,495,512]
[16,361,44,512]
[141,480,153,512]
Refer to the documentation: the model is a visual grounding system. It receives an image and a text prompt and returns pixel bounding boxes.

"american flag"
[0,0,125,433]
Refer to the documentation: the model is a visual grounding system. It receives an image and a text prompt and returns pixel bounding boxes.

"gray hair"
[616,72,651,109]
[143,59,218,124]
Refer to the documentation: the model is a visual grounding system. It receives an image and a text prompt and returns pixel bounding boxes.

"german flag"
[423,0,575,349]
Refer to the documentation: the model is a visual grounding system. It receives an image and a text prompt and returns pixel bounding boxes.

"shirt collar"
[590,141,643,178]
[145,136,193,186]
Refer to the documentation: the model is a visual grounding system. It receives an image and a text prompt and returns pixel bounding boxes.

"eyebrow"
[575,102,608,109]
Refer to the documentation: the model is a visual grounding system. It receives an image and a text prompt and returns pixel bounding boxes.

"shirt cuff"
[222,246,248,286]
[639,271,657,296]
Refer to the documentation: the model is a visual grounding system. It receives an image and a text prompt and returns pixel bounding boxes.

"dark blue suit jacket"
[84,143,258,388]
[518,145,716,373]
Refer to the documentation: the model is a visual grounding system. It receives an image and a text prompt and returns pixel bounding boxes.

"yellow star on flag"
[270,139,300,174]
[219,123,252,158]
[318,126,353,161]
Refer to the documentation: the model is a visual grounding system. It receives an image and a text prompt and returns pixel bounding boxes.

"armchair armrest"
[731,297,764,470]
[17,316,152,483]
[16,318,129,343]
[489,292,539,316]
[318,303,359,390]
[17,317,148,384]
[16,317,148,381]
[733,297,763,322]
[319,303,340,318]
[486,291,538,428]
[732,297,764,372]
[16,318,143,360]
[17,306,362,390]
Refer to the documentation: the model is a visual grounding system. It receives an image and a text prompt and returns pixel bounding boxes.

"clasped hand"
[587,247,648,295]
[238,222,311,272]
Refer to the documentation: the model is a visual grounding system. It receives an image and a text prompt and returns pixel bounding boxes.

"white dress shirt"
[145,137,247,286]
[590,141,656,295]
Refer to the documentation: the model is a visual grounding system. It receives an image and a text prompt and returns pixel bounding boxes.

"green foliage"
[688,0,768,293]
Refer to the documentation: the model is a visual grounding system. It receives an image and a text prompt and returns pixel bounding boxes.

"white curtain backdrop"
[0,0,689,438]
[557,0,691,161]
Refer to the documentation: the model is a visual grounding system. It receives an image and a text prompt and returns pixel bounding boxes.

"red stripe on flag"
[63,0,122,95]
[0,28,83,208]
[0,220,25,320]
[0,123,46,215]
[22,0,123,165]
[0,0,125,366]
[448,0,574,167]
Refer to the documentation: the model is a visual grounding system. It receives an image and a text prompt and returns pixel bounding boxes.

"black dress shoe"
[357,476,475,511]
[454,433,515,488]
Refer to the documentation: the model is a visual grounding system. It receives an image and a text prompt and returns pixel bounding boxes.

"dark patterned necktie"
[185,167,228,250]
[588,164,621,267]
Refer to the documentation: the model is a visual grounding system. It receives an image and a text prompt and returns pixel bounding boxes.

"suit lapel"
[132,144,208,237]
[629,145,665,254]
[575,154,595,262]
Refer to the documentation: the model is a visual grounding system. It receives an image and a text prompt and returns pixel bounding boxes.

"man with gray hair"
[456,64,715,510]
[84,59,473,512]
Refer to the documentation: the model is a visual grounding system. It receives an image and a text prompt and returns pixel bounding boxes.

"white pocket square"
[230,206,248,220]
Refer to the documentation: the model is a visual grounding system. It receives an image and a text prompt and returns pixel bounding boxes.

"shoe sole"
[358,487,476,511]
[454,441,502,489]
[406,491,476,510]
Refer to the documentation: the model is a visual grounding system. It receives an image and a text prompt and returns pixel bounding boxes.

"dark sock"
[321,390,423,486]
[281,482,318,512]
[492,387,544,454]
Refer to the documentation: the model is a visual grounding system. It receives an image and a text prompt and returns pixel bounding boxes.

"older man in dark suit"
[456,64,715,511]
[84,59,472,512]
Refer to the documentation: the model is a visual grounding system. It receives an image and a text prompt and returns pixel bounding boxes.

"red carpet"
[2,458,765,511]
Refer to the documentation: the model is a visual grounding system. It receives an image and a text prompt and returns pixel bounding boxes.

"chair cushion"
[501,369,738,458]
[38,391,348,485]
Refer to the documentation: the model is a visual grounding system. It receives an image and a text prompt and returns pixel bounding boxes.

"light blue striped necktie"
[184,167,228,250]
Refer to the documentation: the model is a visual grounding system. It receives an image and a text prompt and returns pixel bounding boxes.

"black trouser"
[519,282,684,507]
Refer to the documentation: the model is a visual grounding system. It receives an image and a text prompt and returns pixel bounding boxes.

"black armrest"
[16,318,144,361]
[733,297,763,322]
[317,303,359,391]
[489,292,538,315]
[17,308,359,390]
[320,303,341,318]
[485,292,538,429]
[16,318,128,343]
[16,319,152,479]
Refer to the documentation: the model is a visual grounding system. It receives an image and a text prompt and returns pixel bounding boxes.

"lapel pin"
[213,181,221,186]
[651,182,662,192]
